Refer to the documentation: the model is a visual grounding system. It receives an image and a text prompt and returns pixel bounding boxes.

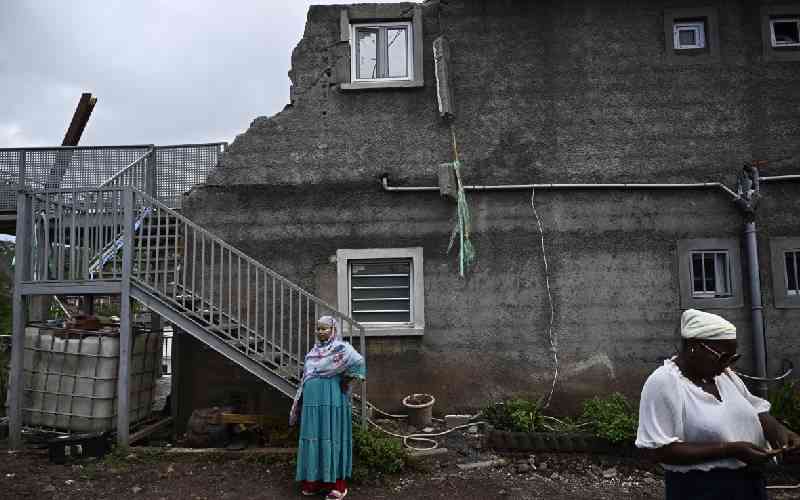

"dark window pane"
[351,261,410,276]
[692,253,704,292]
[787,251,798,292]
[773,21,800,45]
[351,275,410,288]
[704,253,716,292]
[352,311,411,323]
[352,287,410,300]
[678,29,697,46]
[351,299,410,312]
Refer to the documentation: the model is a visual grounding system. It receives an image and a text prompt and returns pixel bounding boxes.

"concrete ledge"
[341,80,424,91]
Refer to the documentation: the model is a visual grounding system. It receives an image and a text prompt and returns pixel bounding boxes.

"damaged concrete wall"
[181,0,800,416]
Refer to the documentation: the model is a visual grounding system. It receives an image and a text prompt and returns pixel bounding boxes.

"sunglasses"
[698,342,741,366]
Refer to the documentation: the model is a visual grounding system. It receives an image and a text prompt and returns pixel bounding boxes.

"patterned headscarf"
[289,315,364,425]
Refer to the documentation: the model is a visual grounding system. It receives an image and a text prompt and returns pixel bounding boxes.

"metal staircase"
[8,182,366,448]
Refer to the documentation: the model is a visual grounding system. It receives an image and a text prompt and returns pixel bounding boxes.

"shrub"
[769,381,800,432]
[352,426,407,482]
[581,392,638,444]
[482,398,544,432]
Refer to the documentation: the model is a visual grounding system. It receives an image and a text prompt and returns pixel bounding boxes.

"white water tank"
[22,326,161,433]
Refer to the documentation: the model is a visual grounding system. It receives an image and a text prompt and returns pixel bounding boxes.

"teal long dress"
[295,362,366,483]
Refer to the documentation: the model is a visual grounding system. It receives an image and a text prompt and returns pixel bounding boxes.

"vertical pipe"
[117,188,135,448]
[744,221,767,397]
[9,193,32,449]
[360,325,367,429]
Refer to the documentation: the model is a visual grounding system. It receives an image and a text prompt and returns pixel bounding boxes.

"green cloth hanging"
[446,160,476,277]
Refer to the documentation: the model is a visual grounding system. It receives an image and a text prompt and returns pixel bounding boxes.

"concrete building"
[176,0,800,421]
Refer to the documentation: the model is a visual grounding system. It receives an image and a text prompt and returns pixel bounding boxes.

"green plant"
[769,381,800,432]
[482,398,544,432]
[352,426,407,482]
[581,392,638,444]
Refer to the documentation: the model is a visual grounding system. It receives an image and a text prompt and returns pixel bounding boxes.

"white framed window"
[770,238,800,308]
[351,22,413,83]
[337,248,424,336]
[784,250,800,296]
[673,21,706,50]
[770,18,800,47]
[678,239,742,309]
[690,250,732,298]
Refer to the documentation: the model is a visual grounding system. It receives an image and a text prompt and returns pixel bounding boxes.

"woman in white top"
[636,309,800,500]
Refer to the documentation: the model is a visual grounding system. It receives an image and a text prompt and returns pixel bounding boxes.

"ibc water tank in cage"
[22,326,161,433]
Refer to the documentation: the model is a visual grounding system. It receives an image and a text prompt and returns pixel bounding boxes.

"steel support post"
[116,188,135,447]
[9,193,32,449]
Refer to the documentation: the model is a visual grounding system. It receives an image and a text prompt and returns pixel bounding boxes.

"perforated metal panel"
[0,143,225,211]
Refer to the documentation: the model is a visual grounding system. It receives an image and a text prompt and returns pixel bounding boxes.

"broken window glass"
[386,28,408,78]
[356,28,378,79]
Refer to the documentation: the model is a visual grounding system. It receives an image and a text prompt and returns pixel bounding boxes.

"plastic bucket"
[402,393,436,429]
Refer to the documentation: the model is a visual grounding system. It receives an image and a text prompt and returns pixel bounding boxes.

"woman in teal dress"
[290,315,365,499]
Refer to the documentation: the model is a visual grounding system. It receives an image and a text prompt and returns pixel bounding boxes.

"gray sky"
[0,1,413,148]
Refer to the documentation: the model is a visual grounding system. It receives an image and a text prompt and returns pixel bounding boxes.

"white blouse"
[635,358,771,472]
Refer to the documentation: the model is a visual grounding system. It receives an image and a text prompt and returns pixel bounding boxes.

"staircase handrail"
[131,188,363,329]
[97,146,155,193]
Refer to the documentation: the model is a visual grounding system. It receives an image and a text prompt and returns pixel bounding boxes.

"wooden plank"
[19,280,122,295]
[130,417,173,444]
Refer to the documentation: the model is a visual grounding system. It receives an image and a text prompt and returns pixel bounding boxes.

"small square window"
[674,22,706,50]
[351,22,413,82]
[690,250,732,298]
[349,259,412,324]
[337,248,424,336]
[771,18,800,47]
[784,250,800,296]
[678,238,742,309]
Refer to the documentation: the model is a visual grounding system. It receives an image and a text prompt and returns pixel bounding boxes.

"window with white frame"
[770,18,800,47]
[770,238,800,308]
[690,250,732,298]
[673,21,706,50]
[351,22,413,82]
[337,248,424,336]
[678,238,742,309]
[785,250,800,296]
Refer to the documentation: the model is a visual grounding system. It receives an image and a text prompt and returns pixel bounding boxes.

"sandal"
[325,489,348,500]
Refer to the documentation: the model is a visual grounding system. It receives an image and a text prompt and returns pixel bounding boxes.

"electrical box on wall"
[438,162,458,200]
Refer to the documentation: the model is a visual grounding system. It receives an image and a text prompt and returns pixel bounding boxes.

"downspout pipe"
[744,222,768,397]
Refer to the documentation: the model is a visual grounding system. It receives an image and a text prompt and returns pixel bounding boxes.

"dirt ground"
[2,443,800,500]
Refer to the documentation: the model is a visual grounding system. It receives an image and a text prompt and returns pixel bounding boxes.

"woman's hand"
[727,441,781,465]
[339,377,351,394]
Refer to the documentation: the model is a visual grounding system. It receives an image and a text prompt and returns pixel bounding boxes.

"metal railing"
[15,187,367,419]
[131,189,367,392]
[1,143,225,211]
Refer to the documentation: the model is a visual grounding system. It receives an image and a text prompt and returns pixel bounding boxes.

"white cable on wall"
[531,187,558,408]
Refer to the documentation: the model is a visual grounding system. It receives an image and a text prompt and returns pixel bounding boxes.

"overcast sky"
[0,1,414,148]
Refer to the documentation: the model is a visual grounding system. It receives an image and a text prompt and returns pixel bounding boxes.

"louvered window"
[337,248,425,336]
[349,259,411,323]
